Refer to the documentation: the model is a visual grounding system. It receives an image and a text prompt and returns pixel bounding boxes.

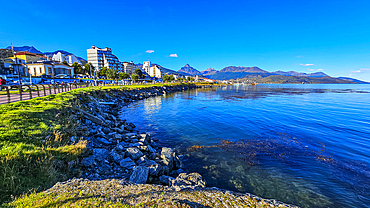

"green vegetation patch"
[0,83,207,205]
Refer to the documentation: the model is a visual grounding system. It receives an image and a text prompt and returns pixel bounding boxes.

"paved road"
[0,84,87,105]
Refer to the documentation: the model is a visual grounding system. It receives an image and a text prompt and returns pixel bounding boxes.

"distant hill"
[201,68,218,76]
[220,66,268,73]
[178,64,201,75]
[6,46,43,54]
[337,77,370,84]
[153,64,190,76]
[234,75,355,84]
[273,71,329,77]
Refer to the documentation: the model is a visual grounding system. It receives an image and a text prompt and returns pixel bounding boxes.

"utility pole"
[11,43,22,85]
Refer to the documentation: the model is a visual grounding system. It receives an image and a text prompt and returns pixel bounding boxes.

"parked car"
[39,74,52,78]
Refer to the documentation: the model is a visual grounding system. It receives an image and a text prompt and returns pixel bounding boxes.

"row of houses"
[0,50,75,77]
[0,45,201,81]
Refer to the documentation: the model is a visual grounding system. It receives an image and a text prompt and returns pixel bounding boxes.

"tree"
[98,67,109,77]
[62,60,69,65]
[119,72,130,80]
[162,74,169,82]
[84,63,95,76]
[72,62,83,75]
[131,74,139,82]
[134,68,143,79]
[106,67,118,79]
[169,74,175,82]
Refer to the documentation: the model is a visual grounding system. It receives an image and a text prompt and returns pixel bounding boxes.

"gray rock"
[81,156,95,167]
[126,147,144,160]
[102,127,110,134]
[170,173,206,191]
[128,122,136,128]
[161,147,174,161]
[147,145,156,153]
[136,155,148,165]
[110,150,124,163]
[139,134,151,145]
[129,166,149,184]
[119,158,136,169]
[124,125,133,132]
[159,175,175,185]
[94,137,112,145]
[79,109,108,126]
[148,164,162,176]
[93,148,109,161]
[129,142,141,147]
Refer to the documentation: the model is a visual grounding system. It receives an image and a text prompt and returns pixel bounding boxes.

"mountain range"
[176,64,369,84]
[6,46,87,63]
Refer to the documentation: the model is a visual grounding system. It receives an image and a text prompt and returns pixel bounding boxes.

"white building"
[52,52,81,65]
[122,61,136,74]
[142,61,151,74]
[87,45,121,71]
[26,61,74,76]
[148,65,162,78]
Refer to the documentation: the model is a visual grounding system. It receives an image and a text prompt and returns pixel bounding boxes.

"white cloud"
[317,69,324,71]
[351,68,370,74]
[300,64,314,66]
[146,50,154,53]
[308,69,315,71]
[169,54,178,57]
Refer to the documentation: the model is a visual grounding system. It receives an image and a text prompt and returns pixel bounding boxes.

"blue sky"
[1,0,370,81]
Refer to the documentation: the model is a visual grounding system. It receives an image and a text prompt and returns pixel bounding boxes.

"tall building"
[142,61,151,74]
[122,61,136,74]
[87,45,121,71]
[149,65,162,78]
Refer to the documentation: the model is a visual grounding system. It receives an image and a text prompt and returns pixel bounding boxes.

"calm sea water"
[119,84,370,208]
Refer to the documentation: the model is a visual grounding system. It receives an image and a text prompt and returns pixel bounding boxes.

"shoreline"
[6,84,298,207]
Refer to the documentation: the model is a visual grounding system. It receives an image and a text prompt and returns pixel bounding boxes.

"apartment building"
[142,61,151,74]
[87,45,121,71]
[122,61,136,74]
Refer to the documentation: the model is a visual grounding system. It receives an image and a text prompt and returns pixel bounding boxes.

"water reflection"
[144,96,162,114]
[119,84,370,208]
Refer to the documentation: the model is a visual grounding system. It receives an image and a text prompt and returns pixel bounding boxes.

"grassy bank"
[0,83,200,205]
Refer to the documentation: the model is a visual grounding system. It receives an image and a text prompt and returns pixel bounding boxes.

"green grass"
[0,83,205,205]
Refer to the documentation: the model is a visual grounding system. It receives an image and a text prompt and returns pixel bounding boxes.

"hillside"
[273,71,329,77]
[234,75,355,84]
[6,46,43,54]
[201,68,218,76]
[220,66,268,73]
[337,77,370,84]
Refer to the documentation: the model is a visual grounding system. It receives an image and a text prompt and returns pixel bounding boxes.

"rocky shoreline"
[48,84,298,207]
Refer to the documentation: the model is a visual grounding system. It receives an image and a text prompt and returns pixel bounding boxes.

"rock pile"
[69,85,208,188]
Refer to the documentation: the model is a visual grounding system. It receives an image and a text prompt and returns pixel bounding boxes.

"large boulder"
[160,147,175,170]
[170,173,206,191]
[119,157,136,169]
[93,148,109,162]
[129,166,149,184]
[126,147,144,160]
